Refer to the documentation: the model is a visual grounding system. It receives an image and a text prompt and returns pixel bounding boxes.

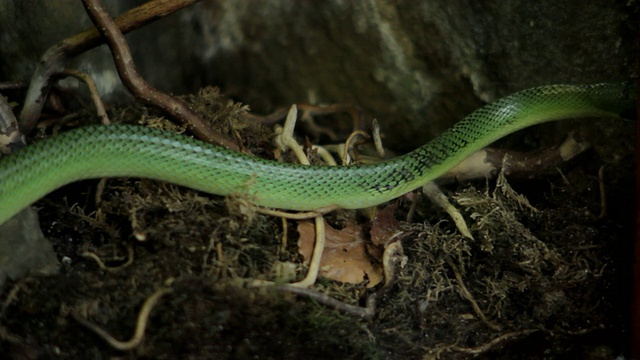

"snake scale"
[0,82,635,224]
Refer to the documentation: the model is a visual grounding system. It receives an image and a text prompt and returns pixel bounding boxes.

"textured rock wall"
[0,0,635,149]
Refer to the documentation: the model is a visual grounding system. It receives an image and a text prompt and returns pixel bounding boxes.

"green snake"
[0,82,635,224]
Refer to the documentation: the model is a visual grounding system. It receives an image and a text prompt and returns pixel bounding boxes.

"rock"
[0,208,59,289]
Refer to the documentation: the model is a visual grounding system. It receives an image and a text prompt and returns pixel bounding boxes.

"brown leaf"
[297,219,382,287]
[370,202,403,247]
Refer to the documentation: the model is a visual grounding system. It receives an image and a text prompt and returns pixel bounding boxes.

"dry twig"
[81,0,239,149]
[0,94,22,151]
[0,82,27,91]
[446,257,501,331]
[60,69,110,125]
[74,287,173,351]
[19,0,207,135]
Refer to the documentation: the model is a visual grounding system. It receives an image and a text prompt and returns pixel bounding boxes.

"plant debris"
[298,218,383,287]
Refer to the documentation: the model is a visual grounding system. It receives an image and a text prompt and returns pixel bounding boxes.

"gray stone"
[0,208,59,289]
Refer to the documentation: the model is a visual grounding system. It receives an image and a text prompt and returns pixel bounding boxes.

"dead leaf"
[297,219,382,287]
[370,202,403,247]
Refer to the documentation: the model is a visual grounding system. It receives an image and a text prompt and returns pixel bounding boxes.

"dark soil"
[0,88,635,359]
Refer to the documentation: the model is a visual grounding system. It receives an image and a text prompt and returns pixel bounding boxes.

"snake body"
[0,83,635,224]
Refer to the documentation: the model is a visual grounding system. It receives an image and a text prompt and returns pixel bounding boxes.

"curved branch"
[19,0,205,135]
[81,0,239,149]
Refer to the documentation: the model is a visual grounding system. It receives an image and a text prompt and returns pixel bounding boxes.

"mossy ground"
[0,89,634,359]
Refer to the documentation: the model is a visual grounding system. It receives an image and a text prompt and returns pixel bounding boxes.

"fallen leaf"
[297,219,382,287]
[370,202,403,247]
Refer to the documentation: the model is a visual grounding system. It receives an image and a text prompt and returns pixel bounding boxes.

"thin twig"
[277,250,403,319]
[290,215,325,288]
[279,217,288,253]
[271,104,329,288]
[278,285,375,319]
[446,257,501,331]
[449,329,539,354]
[422,182,473,239]
[381,240,404,289]
[81,0,239,149]
[341,129,370,165]
[73,287,172,351]
[19,0,203,134]
[371,119,385,158]
[61,69,110,125]
[243,103,368,129]
[0,82,27,91]
[256,206,338,220]
[81,244,134,272]
[274,105,309,164]
[441,134,591,183]
[0,94,23,150]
